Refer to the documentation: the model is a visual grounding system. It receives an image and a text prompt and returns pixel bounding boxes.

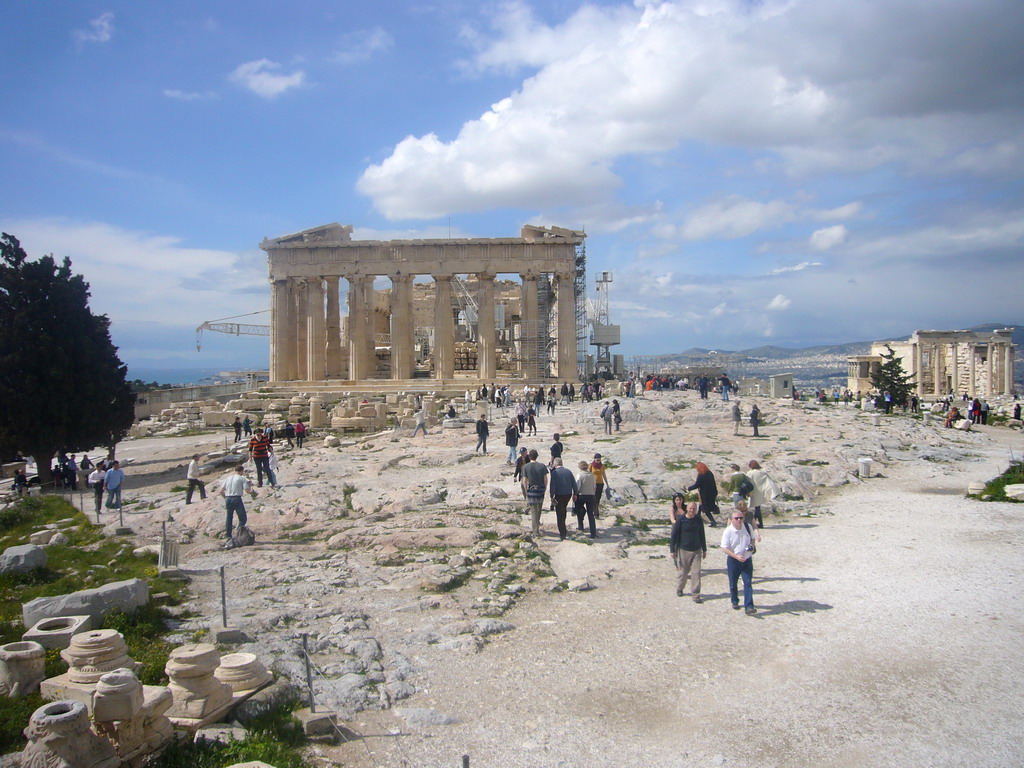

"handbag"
[604,486,612,500]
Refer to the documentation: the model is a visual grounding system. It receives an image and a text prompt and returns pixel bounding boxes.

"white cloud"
[810,224,848,250]
[163,89,219,102]
[0,218,266,328]
[73,12,114,46]
[766,294,792,311]
[680,197,796,241]
[359,0,1024,219]
[333,28,393,64]
[814,202,862,221]
[229,60,305,99]
[768,261,822,275]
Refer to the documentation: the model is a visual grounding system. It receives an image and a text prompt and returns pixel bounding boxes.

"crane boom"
[196,311,270,351]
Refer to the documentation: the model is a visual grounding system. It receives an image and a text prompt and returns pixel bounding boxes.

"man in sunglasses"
[721,509,761,615]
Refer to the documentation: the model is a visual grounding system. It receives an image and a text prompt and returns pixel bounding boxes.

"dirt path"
[331,441,1024,768]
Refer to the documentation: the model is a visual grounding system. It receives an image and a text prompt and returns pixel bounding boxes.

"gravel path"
[328,436,1024,768]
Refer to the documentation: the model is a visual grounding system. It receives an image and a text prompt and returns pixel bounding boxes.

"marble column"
[347,276,367,381]
[520,274,539,378]
[1005,343,1014,394]
[284,280,298,381]
[390,274,414,380]
[968,344,976,395]
[433,275,455,380]
[325,276,342,378]
[477,273,496,381]
[932,343,942,396]
[946,342,954,393]
[914,342,924,397]
[306,278,325,381]
[270,279,289,382]
[556,271,576,381]
[987,344,995,395]
[294,280,308,381]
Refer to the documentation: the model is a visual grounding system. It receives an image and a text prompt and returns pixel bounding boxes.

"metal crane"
[195,311,270,351]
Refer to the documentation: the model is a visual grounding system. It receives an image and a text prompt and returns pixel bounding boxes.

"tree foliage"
[0,233,134,479]
[869,344,916,406]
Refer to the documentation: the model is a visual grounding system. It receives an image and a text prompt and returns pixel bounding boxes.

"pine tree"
[0,233,135,482]
[869,344,916,408]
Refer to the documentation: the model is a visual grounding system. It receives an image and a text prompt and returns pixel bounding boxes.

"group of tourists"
[669,460,779,614]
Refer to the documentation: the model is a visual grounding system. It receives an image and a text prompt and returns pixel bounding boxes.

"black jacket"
[687,472,718,507]
[669,514,707,554]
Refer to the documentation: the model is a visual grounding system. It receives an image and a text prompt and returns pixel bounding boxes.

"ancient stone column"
[968,343,976,395]
[164,643,232,723]
[21,700,120,768]
[60,630,137,684]
[1005,342,1014,394]
[914,342,924,397]
[213,653,271,693]
[325,276,342,378]
[477,273,496,380]
[283,279,298,381]
[306,278,326,381]
[520,273,539,378]
[987,344,995,395]
[347,275,366,381]
[932,343,942,396]
[433,274,455,380]
[269,279,289,382]
[294,279,309,381]
[390,273,414,380]
[951,341,959,393]
[556,271,576,381]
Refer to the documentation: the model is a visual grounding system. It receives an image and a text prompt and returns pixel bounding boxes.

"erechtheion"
[260,223,586,387]
[848,329,1015,397]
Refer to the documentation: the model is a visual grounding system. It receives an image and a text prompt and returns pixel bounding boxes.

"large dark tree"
[870,344,916,408]
[0,233,134,482]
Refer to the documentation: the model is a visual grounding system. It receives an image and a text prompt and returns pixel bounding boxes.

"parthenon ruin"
[260,223,586,386]
[847,328,1015,397]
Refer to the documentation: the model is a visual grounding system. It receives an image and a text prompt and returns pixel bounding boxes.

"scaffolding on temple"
[574,240,587,381]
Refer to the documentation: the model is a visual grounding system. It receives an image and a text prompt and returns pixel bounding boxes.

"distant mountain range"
[665,323,1022,361]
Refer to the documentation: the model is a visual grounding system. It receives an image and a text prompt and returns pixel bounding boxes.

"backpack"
[600,405,609,418]
[738,478,754,497]
[227,525,256,549]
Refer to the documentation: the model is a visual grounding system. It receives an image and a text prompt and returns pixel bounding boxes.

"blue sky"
[2,0,1022,374]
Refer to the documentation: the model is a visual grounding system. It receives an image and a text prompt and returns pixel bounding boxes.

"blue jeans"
[225,495,247,538]
[727,556,754,608]
[507,444,517,462]
[722,389,729,401]
[253,457,277,487]
[411,423,427,437]
[105,486,122,509]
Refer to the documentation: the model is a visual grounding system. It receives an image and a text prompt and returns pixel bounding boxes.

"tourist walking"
[513,447,529,485]
[670,501,707,602]
[549,458,579,540]
[88,462,106,514]
[612,399,621,431]
[574,461,598,538]
[549,433,564,466]
[526,406,537,436]
[687,462,720,527]
[590,453,609,517]
[185,454,207,504]
[233,417,242,441]
[727,463,753,506]
[721,508,760,614]
[731,402,741,435]
[248,428,278,488]
[600,401,613,434]
[104,460,125,511]
[242,416,253,437]
[749,403,761,437]
[65,455,78,491]
[411,407,428,437]
[220,464,256,546]
[475,415,489,454]
[746,460,777,528]
[505,419,520,464]
[669,492,687,523]
[282,421,296,448]
[295,420,307,448]
[521,449,549,536]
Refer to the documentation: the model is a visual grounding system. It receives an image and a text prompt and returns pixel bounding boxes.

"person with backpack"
[727,463,754,506]
[721,507,761,615]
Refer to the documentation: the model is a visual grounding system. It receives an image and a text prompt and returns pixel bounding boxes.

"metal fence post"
[302,633,315,713]
[219,565,228,626]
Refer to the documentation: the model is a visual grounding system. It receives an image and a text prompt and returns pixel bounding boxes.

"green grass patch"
[663,459,697,471]
[100,604,176,685]
[794,459,829,466]
[480,530,499,541]
[0,691,46,754]
[646,536,671,547]
[169,485,189,493]
[971,461,1024,502]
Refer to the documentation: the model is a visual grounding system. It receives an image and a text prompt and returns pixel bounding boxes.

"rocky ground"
[95,391,1023,767]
